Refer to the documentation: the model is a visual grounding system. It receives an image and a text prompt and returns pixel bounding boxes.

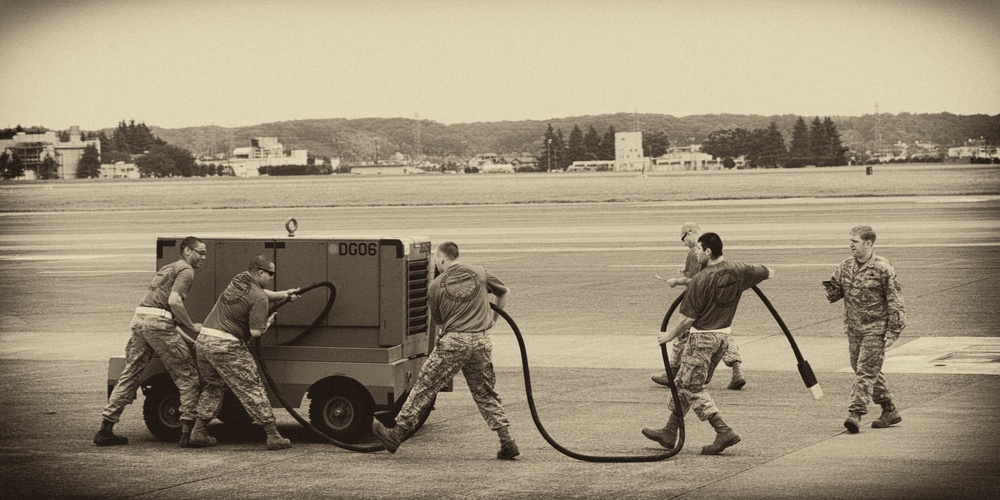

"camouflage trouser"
[672,330,740,383]
[847,330,894,416]
[102,314,200,423]
[667,330,728,421]
[195,335,275,425]
[397,331,510,432]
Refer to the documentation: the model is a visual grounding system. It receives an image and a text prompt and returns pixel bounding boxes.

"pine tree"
[599,126,616,161]
[809,116,827,157]
[583,125,602,161]
[566,125,585,164]
[822,117,847,165]
[538,124,558,172]
[789,116,811,159]
[76,144,103,178]
[757,122,789,168]
[38,155,60,179]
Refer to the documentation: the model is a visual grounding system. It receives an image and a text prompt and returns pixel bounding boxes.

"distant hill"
[149,113,1000,161]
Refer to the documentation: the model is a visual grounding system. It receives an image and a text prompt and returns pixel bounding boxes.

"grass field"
[1,163,997,212]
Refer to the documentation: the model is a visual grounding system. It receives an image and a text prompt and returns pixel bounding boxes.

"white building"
[614,132,649,172]
[652,145,735,171]
[348,162,426,175]
[0,126,101,179]
[196,137,309,177]
[99,162,140,179]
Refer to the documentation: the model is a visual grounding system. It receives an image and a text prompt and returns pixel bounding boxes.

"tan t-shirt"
[428,263,508,333]
[203,272,268,342]
[680,260,769,331]
[139,259,194,310]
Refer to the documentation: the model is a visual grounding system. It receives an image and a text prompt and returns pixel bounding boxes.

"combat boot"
[727,362,746,390]
[264,422,292,450]
[179,419,193,448]
[188,418,217,448]
[871,405,902,429]
[701,414,741,455]
[641,412,681,450]
[844,412,862,434]
[497,440,520,460]
[372,420,406,454]
[93,419,128,446]
[651,373,673,387]
[496,425,519,460]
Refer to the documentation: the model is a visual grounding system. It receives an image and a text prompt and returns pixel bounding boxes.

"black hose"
[750,286,821,396]
[491,297,686,462]
[254,281,386,452]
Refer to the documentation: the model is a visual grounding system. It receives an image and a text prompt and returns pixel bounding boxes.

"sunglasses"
[257,268,275,277]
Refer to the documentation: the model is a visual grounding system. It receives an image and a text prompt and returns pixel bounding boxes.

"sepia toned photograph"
[1,1,998,498]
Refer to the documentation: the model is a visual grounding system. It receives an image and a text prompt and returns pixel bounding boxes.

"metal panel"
[272,240,329,327]
[328,239,380,327]
[379,239,406,346]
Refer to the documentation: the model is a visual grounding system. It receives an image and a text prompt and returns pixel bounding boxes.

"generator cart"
[106,225,436,444]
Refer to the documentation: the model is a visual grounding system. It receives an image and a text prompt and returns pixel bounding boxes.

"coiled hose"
[253,281,386,452]
[491,295,687,462]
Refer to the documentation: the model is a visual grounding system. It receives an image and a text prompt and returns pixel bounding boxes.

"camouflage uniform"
[103,261,200,424]
[669,249,740,377]
[826,253,905,416]
[397,331,509,431]
[195,334,275,425]
[668,331,730,419]
[193,271,277,425]
[394,262,511,433]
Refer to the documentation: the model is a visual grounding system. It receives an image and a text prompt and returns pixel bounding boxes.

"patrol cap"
[680,222,700,241]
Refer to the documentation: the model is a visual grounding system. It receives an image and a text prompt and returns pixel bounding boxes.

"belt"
[690,327,732,335]
[135,307,172,319]
[199,327,240,342]
[448,330,487,335]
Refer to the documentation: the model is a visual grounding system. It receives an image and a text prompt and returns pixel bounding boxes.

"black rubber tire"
[142,385,182,442]
[308,382,375,443]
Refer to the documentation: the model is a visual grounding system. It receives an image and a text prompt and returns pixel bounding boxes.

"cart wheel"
[142,384,182,442]
[308,381,374,443]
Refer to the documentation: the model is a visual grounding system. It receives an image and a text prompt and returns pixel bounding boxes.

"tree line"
[535,123,671,171]
[699,116,848,168]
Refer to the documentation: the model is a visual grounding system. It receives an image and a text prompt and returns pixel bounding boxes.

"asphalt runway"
[1,195,999,498]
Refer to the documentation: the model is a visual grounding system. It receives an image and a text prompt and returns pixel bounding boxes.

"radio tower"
[414,113,421,161]
[875,103,883,161]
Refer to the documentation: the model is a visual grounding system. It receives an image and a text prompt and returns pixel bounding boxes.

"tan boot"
[844,412,862,434]
[264,422,291,450]
[93,419,128,446]
[188,418,217,448]
[179,419,193,448]
[371,420,406,454]
[871,406,902,429]
[701,414,740,455]
[727,362,746,390]
[641,412,681,450]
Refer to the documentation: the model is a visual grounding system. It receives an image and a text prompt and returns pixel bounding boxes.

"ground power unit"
[106,225,436,443]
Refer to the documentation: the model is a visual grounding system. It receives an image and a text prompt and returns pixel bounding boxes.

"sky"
[1,0,998,131]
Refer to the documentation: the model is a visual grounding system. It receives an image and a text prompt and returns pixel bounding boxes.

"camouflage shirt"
[826,253,905,338]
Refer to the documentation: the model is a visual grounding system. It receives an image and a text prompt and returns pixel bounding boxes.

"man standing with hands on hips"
[824,225,905,433]
[642,232,773,455]
[95,236,207,447]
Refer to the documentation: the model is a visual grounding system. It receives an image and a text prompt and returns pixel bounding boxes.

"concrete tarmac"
[2,196,999,499]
